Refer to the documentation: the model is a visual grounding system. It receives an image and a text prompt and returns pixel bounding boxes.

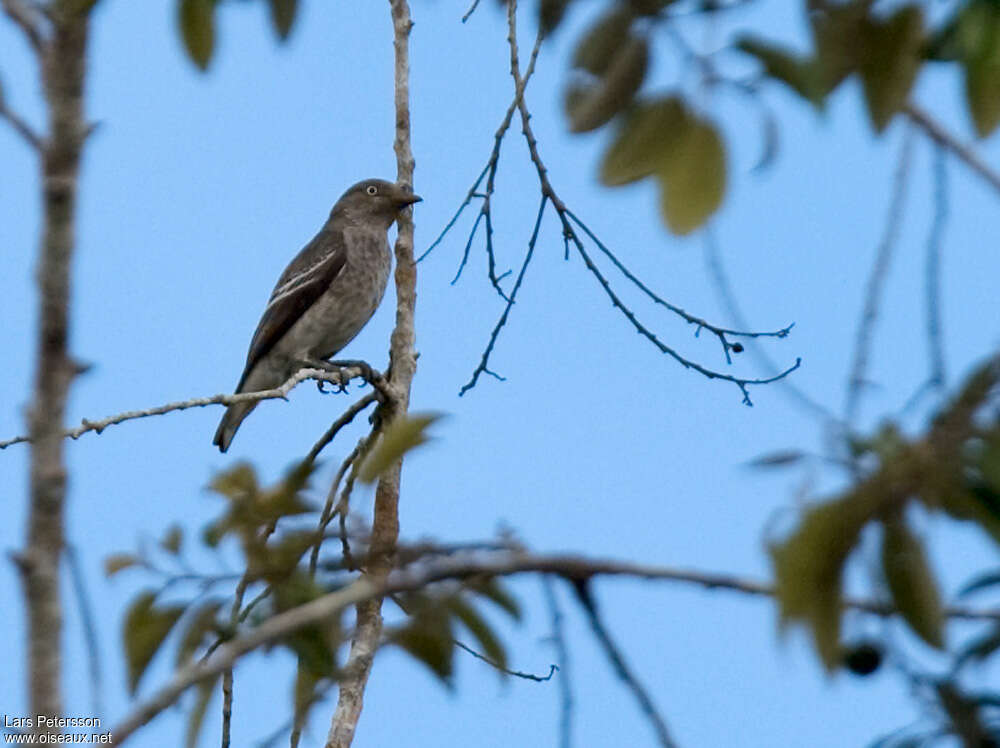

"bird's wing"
[236,227,347,390]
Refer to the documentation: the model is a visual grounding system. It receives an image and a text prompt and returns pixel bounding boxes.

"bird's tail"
[213,400,258,453]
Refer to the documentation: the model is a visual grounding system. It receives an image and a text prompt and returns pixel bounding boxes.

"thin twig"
[542,576,573,748]
[452,640,558,682]
[1,0,45,52]
[568,211,793,344]
[925,144,948,391]
[572,580,676,748]
[303,392,378,466]
[456,0,799,401]
[66,544,103,716]
[905,102,1000,197]
[222,521,277,748]
[109,550,1000,744]
[0,366,373,449]
[460,195,547,394]
[845,127,914,426]
[461,0,480,23]
[0,100,43,150]
[703,228,836,422]
[418,27,543,274]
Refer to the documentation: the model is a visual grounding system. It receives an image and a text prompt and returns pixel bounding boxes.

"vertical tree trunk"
[20,2,90,735]
[326,1,415,746]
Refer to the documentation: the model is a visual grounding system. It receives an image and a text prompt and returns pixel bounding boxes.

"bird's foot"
[298,359,350,394]
[328,360,384,390]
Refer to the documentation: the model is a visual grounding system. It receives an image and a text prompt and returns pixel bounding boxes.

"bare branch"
[452,640,557,682]
[0,99,43,150]
[905,102,1000,197]
[0,366,378,449]
[66,544,102,716]
[460,195,547,394]
[326,1,418,744]
[925,144,948,390]
[1,0,46,53]
[417,27,543,269]
[542,576,574,748]
[572,580,676,748]
[455,0,799,401]
[461,0,480,23]
[703,228,837,423]
[19,4,93,733]
[304,392,379,466]
[845,127,914,425]
[108,550,1000,745]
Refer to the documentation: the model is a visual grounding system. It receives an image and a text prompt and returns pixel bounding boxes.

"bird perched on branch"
[213,178,422,452]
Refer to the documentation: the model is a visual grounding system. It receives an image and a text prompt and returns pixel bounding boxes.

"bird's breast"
[280,229,391,361]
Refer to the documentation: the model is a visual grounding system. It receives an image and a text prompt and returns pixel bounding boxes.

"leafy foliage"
[177,0,300,70]
[538,0,1000,235]
[769,356,1000,669]
[109,460,523,742]
[358,412,443,484]
[123,590,186,693]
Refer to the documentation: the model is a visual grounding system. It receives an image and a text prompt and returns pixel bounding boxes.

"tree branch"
[905,102,1000,197]
[0,366,380,449]
[17,1,92,734]
[0,98,44,150]
[572,581,676,747]
[844,127,914,425]
[325,2,417,745]
[452,0,799,401]
[107,550,1000,745]
[1,0,46,53]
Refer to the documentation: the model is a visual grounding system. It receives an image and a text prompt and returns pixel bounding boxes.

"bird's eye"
[366,185,378,196]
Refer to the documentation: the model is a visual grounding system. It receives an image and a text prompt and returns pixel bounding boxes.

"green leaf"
[359,413,444,484]
[881,516,945,649]
[655,115,726,235]
[770,494,875,669]
[123,590,186,693]
[566,35,649,134]
[447,596,509,673]
[292,658,322,734]
[466,577,522,621]
[175,598,225,667]
[288,626,337,677]
[737,37,824,105]
[269,0,297,40]
[858,6,924,132]
[178,0,215,71]
[600,97,687,186]
[161,524,183,555]
[599,94,726,233]
[962,2,1000,136]
[184,678,218,748]
[209,462,258,501]
[810,0,867,95]
[571,7,633,75]
[393,610,455,685]
[104,553,141,578]
[539,0,571,35]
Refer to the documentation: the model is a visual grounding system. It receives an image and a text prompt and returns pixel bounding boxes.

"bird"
[213,178,421,452]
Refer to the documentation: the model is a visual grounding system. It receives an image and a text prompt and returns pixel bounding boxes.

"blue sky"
[3,0,1000,746]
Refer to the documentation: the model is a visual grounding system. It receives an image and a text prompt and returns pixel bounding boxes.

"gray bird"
[213,178,421,452]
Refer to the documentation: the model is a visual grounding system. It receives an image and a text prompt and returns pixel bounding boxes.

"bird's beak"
[398,193,422,207]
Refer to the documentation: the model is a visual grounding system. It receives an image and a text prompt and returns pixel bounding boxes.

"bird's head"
[332,178,422,229]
